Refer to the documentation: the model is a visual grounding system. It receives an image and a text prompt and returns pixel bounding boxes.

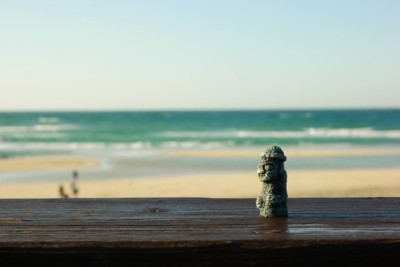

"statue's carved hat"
[262,145,286,162]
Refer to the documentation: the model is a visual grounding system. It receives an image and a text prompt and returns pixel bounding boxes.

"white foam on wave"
[0,124,77,133]
[0,140,236,152]
[160,141,235,149]
[109,142,152,150]
[159,128,400,139]
[305,128,400,138]
[0,125,78,142]
[0,142,96,151]
[32,124,77,132]
[0,126,30,133]
[0,141,155,152]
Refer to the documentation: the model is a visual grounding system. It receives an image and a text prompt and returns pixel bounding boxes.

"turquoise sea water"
[1,109,400,182]
[1,109,400,157]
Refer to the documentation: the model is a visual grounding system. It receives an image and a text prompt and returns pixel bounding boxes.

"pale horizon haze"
[1,0,399,111]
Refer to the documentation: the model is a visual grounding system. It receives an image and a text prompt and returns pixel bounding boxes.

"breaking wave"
[0,141,234,152]
[0,124,77,133]
[159,128,400,139]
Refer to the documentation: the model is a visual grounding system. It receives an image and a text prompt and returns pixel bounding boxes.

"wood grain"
[0,198,399,266]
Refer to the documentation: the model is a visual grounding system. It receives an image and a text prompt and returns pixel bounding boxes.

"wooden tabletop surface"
[0,198,399,266]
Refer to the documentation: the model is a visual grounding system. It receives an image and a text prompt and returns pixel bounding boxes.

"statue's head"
[263,146,286,162]
[258,146,287,180]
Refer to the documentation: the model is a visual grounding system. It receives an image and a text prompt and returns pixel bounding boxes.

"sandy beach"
[1,148,399,199]
[1,168,399,199]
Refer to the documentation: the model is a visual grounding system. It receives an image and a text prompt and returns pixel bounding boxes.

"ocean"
[1,109,400,182]
[1,109,400,157]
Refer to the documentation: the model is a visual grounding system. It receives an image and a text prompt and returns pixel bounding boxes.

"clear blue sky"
[1,0,399,110]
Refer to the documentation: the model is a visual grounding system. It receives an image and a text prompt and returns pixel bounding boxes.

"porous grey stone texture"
[256,146,288,217]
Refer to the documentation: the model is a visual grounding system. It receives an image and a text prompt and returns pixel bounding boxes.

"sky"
[0,0,399,111]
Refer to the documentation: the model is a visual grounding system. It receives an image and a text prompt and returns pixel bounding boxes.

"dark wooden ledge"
[1,198,399,266]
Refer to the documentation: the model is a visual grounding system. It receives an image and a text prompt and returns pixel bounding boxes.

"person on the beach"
[72,170,78,179]
[59,184,69,198]
[71,170,79,197]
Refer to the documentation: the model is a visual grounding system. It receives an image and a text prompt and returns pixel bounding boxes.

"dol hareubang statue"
[256,146,288,217]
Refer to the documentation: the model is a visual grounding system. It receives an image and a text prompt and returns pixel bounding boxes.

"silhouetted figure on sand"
[59,184,69,198]
[71,170,79,197]
[73,170,78,179]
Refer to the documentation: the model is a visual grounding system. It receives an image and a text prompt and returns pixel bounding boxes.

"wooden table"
[0,198,399,266]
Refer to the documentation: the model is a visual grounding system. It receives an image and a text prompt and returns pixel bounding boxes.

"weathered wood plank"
[0,198,399,266]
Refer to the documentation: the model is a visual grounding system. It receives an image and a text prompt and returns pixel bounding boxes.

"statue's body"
[256,146,288,217]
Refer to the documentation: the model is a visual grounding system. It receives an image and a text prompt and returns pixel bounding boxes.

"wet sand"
[0,156,98,172]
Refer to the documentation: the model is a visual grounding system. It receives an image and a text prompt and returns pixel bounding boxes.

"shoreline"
[161,147,400,158]
[1,147,400,198]
[1,146,400,173]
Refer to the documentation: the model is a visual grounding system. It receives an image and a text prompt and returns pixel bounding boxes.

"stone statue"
[256,146,288,217]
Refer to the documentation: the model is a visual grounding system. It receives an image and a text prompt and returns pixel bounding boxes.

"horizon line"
[0,107,399,113]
